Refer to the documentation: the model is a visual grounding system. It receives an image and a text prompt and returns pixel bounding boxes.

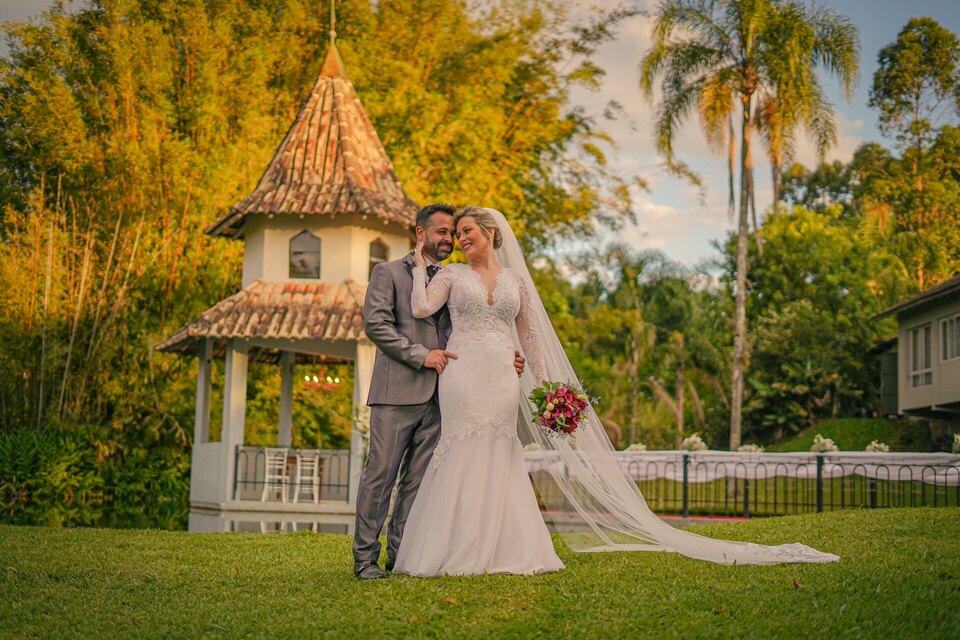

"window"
[290,231,321,279]
[369,239,389,278]
[908,323,932,388]
[942,314,960,362]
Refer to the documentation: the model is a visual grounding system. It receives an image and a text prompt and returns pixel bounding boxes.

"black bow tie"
[426,264,440,279]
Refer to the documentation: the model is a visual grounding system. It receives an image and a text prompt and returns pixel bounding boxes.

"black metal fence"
[525,451,960,518]
[233,447,350,503]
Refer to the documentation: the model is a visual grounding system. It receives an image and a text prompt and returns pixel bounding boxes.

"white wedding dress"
[393,263,564,576]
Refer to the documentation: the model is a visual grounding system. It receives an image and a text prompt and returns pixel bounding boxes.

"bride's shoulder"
[501,267,528,287]
[440,263,468,278]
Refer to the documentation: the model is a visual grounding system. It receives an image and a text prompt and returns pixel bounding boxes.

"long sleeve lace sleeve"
[516,276,548,382]
[411,265,454,318]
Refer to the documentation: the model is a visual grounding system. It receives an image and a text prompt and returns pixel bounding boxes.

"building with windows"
[155,40,419,532]
[875,274,960,420]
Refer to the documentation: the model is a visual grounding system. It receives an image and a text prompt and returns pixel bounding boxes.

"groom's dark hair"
[415,203,456,229]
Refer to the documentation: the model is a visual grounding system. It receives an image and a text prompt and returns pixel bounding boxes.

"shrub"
[811,434,839,452]
[865,440,890,453]
[679,433,707,451]
[0,429,103,526]
[0,422,189,529]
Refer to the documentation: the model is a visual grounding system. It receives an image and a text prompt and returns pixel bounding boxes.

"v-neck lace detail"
[466,267,505,306]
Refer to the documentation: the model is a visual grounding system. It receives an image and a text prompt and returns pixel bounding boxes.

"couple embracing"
[353,204,839,580]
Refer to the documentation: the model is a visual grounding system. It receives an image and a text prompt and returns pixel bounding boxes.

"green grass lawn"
[2,510,960,639]
[766,418,910,452]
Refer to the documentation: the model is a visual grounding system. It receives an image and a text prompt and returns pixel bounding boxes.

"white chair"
[293,450,322,503]
[260,447,290,502]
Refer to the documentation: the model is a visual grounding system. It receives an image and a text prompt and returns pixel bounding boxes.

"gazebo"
[156,36,418,532]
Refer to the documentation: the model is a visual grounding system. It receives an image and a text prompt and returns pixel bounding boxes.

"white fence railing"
[524,450,960,517]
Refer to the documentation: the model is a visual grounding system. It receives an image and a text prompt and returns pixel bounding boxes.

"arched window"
[289,230,321,279]
[369,239,389,277]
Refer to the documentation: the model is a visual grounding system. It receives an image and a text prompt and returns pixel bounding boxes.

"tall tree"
[746,204,885,439]
[867,18,960,287]
[635,254,725,447]
[640,0,858,449]
[869,17,960,161]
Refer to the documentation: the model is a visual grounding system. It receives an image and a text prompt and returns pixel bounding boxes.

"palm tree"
[640,0,858,449]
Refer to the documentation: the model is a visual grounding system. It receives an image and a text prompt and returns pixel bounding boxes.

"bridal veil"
[484,207,838,565]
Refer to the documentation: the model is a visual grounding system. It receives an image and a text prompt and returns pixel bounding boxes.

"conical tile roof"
[154,278,369,357]
[206,43,419,237]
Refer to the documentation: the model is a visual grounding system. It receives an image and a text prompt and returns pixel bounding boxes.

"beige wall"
[898,295,960,412]
[240,215,411,287]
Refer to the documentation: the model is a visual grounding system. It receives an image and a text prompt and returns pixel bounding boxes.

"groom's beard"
[425,240,453,261]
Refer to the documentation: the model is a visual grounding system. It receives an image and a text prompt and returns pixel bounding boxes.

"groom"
[353,203,524,579]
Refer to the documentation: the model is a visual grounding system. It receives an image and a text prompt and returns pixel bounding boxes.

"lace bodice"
[411,263,547,381]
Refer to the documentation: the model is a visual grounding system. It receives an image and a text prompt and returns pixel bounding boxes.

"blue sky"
[571,0,960,268]
[2,1,960,268]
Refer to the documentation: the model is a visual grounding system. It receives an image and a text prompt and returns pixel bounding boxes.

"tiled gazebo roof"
[206,43,419,238]
[155,279,368,361]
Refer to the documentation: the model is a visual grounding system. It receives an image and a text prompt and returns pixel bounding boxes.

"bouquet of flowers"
[528,381,591,438]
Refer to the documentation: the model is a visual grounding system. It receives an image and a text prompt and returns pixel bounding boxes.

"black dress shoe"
[385,558,396,572]
[355,563,387,580]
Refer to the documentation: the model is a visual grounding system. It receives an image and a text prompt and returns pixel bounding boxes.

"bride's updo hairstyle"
[454,206,503,249]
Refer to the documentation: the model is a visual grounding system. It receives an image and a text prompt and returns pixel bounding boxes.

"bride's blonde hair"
[454,206,503,249]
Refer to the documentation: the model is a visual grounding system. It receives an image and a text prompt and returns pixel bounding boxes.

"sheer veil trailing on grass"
[486,208,839,565]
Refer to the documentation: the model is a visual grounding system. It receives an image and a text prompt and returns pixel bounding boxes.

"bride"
[393,207,838,577]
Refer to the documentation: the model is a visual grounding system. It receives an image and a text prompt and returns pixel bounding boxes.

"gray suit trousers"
[352,399,441,568]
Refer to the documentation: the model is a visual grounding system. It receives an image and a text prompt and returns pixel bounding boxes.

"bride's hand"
[414,237,427,270]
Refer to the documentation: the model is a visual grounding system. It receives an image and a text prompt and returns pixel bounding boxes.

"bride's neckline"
[466,266,506,306]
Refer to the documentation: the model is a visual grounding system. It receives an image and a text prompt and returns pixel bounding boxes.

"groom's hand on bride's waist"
[514,351,525,377]
[424,349,458,373]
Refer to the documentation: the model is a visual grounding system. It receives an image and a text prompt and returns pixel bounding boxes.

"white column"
[278,350,294,447]
[221,339,249,503]
[194,339,213,444]
[350,342,377,504]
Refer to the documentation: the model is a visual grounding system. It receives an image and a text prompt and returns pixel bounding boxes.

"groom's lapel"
[401,252,416,273]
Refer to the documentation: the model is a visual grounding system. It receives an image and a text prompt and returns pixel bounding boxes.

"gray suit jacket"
[364,253,451,406]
